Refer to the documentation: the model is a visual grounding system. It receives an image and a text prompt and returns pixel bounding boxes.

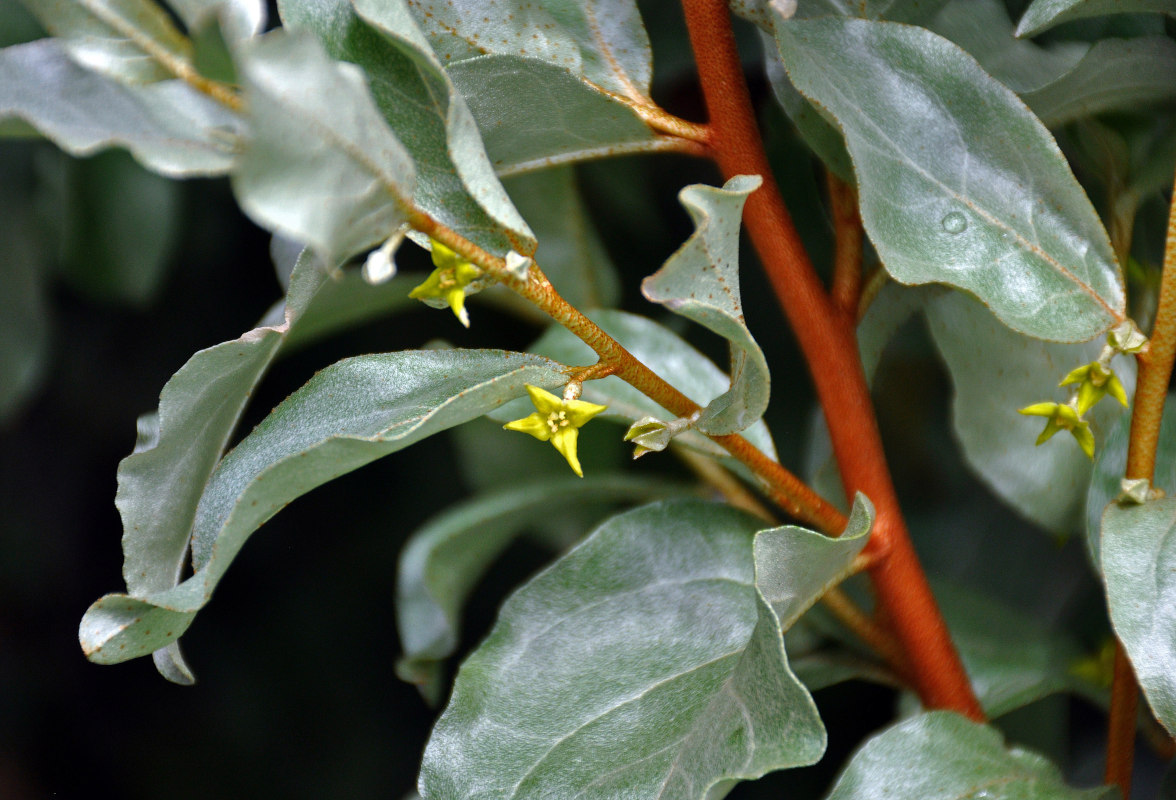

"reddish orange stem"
[827,171,864,320]
[1111,167,1176,798]
[1105,644,1139,793]
[680,0,982,719]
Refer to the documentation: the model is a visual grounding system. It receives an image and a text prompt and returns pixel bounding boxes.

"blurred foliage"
[2,0,1175,795]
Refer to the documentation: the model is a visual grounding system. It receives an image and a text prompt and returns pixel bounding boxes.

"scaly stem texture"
[680,0,983,719]
[1111,167,1176,796]
[408,209,847,534]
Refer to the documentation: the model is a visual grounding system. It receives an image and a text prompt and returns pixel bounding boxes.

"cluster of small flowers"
[1019,323,1146,459]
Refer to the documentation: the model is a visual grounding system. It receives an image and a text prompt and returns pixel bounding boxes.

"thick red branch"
[680,0,982,719]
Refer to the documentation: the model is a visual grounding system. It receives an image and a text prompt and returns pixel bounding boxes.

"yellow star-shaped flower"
[1059,362,1128,416]
[408,240,484,327]
[1019,401,1095,459]
[503,385,608,477]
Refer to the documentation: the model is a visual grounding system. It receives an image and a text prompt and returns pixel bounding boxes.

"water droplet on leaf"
[941,211,968,234]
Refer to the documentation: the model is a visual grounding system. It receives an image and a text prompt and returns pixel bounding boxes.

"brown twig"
[407,208,846,534]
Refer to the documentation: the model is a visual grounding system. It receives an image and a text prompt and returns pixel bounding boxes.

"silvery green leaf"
[762,32,853,183]
[110,249,416,681]
[1016,0,1176,38]
[21,0,192,83]
[732,0,947,32]
[643,175,771,436]
[1023,36,1176,127]
[395,0,662,171]
[419,500,825,800]
[279,0,534,256]
[927,0,1087,94]
[232,30,417,267]
[488,309,778,462]
[771,16,1125,342]
[166,0,265,42]
[929,0,1176,126]
[80,349,567,669]
[925,290,1133,535]
[0,39,241,176]
[504,168,619,309]
[270,271,417,353]
[755,494,872,631]
[826,711,1114,800]
[446,55,657,174]
[396,475,688,694]
[1102,497,1176,736]
[404,0,651,101]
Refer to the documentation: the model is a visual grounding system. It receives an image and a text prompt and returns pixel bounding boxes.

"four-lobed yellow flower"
[1059,362,1128,416]
[1018,401,1095,459]
[408,240,484,327]
[503,385,608,477]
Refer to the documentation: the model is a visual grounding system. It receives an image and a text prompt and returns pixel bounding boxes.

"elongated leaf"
[280,0,533,256]
[232,30,416,267]
[1102,497,1176,735]
[1016,0,1176,37]
[826,711,1113,800]
[733,0,947,32]
[487,309,778,461]
[0,39,241,176]
[643,175,770,435]
[113,251,371,681]
[117,251,331,600]
[419,500,825,800]
[771,16,1125,342]
[927,0,1087,94]
[81,349,567,671]
[167,0,265,43]
[934,581,1087,718]
[503,167,620,309]
[405,0,651,101]
[396,475,688,692]
[267,272,417,353]
[1086,397,1176,565]
[349,0,532,253]
[925,290,1133,535]
[402,0,662,171]
[445,55,657,174]
[21,0,192,83]
[1023,36,1176,127]
[762,34,853,183]
[756,495,871,631]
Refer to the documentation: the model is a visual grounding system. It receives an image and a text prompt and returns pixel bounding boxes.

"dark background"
[0,0,1169,796]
